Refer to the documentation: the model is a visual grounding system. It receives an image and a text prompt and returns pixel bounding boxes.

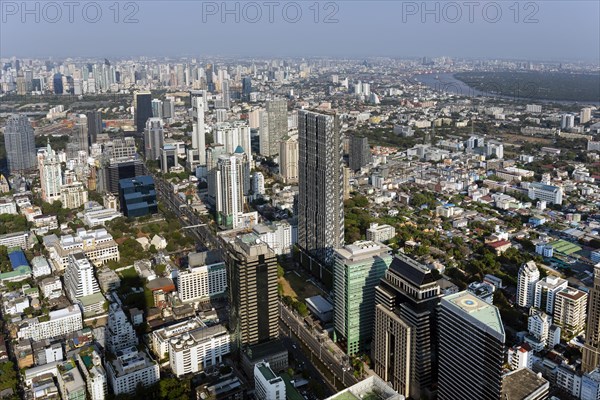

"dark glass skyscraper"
[297,110,344,280]
[242,76,252,101]
[86,110,103,147]
[134,91,152,133]
[372,254,442,399]
[438,291,505,400]
[53,73,63,94]
[349,135,370,171]
[3,114,36,173]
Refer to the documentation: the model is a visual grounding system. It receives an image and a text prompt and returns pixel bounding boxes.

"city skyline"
[1,1,599,62]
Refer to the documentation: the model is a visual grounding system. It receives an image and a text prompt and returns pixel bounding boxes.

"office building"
[160,144,178,173]
[106,303,138,354]
[86,111,102,147]
[4,114,36,173]
[43,228,120,271]
[169,324,231,377]
[438,291,505,400]
[279,137,299,184]
[220,79,231,109]
[163,97,175,123]
[98,157,146,195]
[554,287,588,336]
[260,99,287,156]
[583,264,600,372]
[254,362,285,400]
[372,253,442,399]
[528,182,563,205]
[581,368,600,400]
[106,347,159,395]
[210,151,250,228]
[176,251,227,303]
[17,306,83,341]
[223,232,278,350]
[242,76,252,101]
[333,241,393,355]
[143,117,164,161]
[298,110,344,270]
[151,99,163,118]
[118,175,158,217]
[534,276,568,314]
[517,261,540,308]
[64,252,100,301]
[61,182,88,209]
[134,91,152,133]
[189,90,207,167]
[73,114,89,155]
[349,135,370,171]
[38,142,63,203]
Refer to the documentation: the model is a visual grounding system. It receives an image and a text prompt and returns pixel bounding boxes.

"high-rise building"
[242,77,252,101]
[252,172,265,198]
[64,252,100,301]
[86,111,102,147]
[561,113,575,130]
[534,276,568,314]
[38,142,63,203]
[143,117,164,161]
[118,175,158,218]
[279,137,299,184]
[554,287,588,336]
[151,99,163,119]
[372,253,442,399]
[221,79,231,109]
[349,135,370,171]
[583,264,600,372]
[581,107,593,124]
[188,90,207,168]
[333,241,392,355]
[438,291,505,400]
[106,303,138,354]
[517,261,540,307]
[223,232,278,350]
[134,91,152,133]
[260,100,287,156]
[210,151,250,228]
[74,114,89,155]
[60,182,88,209]
[4,114,36,173]
[297,109,344,271]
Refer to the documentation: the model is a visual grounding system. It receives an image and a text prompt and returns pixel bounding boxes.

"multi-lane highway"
[154,173,359,390]
[280,304,358,388]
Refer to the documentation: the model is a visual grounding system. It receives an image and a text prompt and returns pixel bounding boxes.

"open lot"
[280,270,325,301]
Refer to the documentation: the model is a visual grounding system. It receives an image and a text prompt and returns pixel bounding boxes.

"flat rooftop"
[442,291,505,341]
[501,368,549,400]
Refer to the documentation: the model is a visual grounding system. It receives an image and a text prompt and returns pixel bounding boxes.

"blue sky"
[1,1,599,61]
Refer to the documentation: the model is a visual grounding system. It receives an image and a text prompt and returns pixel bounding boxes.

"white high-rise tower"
[517,261,540,308]
[38,142,63,203]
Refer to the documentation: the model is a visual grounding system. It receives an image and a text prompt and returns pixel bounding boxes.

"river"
[413,73,599,106]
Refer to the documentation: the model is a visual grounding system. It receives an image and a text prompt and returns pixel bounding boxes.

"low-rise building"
[43,228,119,271]
[366,223,396,242]
[18,306,83,341]
[169,324,231,377]
[106,347,159,395]
[254,361,285,400]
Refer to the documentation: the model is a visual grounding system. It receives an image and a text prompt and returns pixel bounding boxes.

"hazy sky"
[1,1,599,61]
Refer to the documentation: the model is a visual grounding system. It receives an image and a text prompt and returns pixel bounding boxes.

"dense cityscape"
[0,32,599,400]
